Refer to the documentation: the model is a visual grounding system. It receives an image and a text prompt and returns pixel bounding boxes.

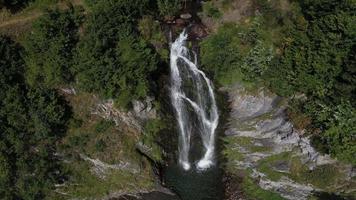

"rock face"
[222,84,355,200]
[93,97,157,134]
[80,154,140,179]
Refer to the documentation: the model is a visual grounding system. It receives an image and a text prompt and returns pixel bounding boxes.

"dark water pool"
[164,164,224,200]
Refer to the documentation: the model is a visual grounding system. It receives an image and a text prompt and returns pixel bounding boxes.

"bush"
[0,35,24,87]
[323,102,356,164]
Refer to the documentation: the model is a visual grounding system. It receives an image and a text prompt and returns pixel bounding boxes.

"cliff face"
[222,84,355,200]
[222,84,355,199]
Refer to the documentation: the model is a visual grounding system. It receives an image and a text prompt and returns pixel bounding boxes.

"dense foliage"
[156,0,181,17]
[23,0,162,109]
[0,35,71,199]
[268,0,356,164]
[24,7,83,88]
[201,0,356,164]
[0,0,31,10]
[201,16,273,86]
[74,0,158,108]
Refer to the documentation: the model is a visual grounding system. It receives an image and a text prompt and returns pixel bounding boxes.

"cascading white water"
[170,31,219,171]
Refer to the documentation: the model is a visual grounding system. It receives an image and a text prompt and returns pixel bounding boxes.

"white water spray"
[170,31,219,170]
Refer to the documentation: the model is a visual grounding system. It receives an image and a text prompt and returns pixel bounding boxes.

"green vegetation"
[0,35,71,199]
[56,160,154,199]
[257,152,292,181]
[257,152,344,190]
[1,0,170,198]
[311,101,356,164]
[24,7,83,87]
[1,0,33,10]
[142,119,166,161]
[74,0,158,108]
[201,15,273,86]
[1,0,355,198]
[57,92,156,199]
[138,15,168,59]
[156,0,181,17]
[201,0,356,164]
[222,137,245,172]
[289,159,342,190]
[202,1,222,19]
[241,176,285,200]
[267,0,356,164]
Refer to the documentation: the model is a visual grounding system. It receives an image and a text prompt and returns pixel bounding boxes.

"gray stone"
[223,83,346,200]
[180,13,192,19]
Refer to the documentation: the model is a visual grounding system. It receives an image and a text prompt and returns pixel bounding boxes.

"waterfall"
[170,31,219,170]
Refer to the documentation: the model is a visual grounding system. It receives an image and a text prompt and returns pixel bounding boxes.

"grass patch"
[249,145,272,152]
[257,152,292,181]
[0,0,83,40]
[57,160,154,199]
[258,152,344,190]
[95,119,115,133]
[54,92,156,199]
[61,92,143,164]
[225,136,272,154]
[202,1,222,19]
[289,159,343,190]
[141,119,166,162]
[222,136,246,171]
[242,176,286,200]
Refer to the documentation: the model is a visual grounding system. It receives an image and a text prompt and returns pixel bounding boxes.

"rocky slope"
[222,84,355,200]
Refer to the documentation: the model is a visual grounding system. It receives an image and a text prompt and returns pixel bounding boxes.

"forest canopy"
[0,35,71,199]
[74,0,158,108]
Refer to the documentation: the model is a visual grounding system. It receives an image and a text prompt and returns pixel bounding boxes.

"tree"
[1,0,32,10]
[24,7,83,88]
[0,35,71,199]
[157,0,181,17]
[266,0,356,163]
[323,102,356,164]
[0,35,24,88]
[200,17,273,86]
[74,0,158,108]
